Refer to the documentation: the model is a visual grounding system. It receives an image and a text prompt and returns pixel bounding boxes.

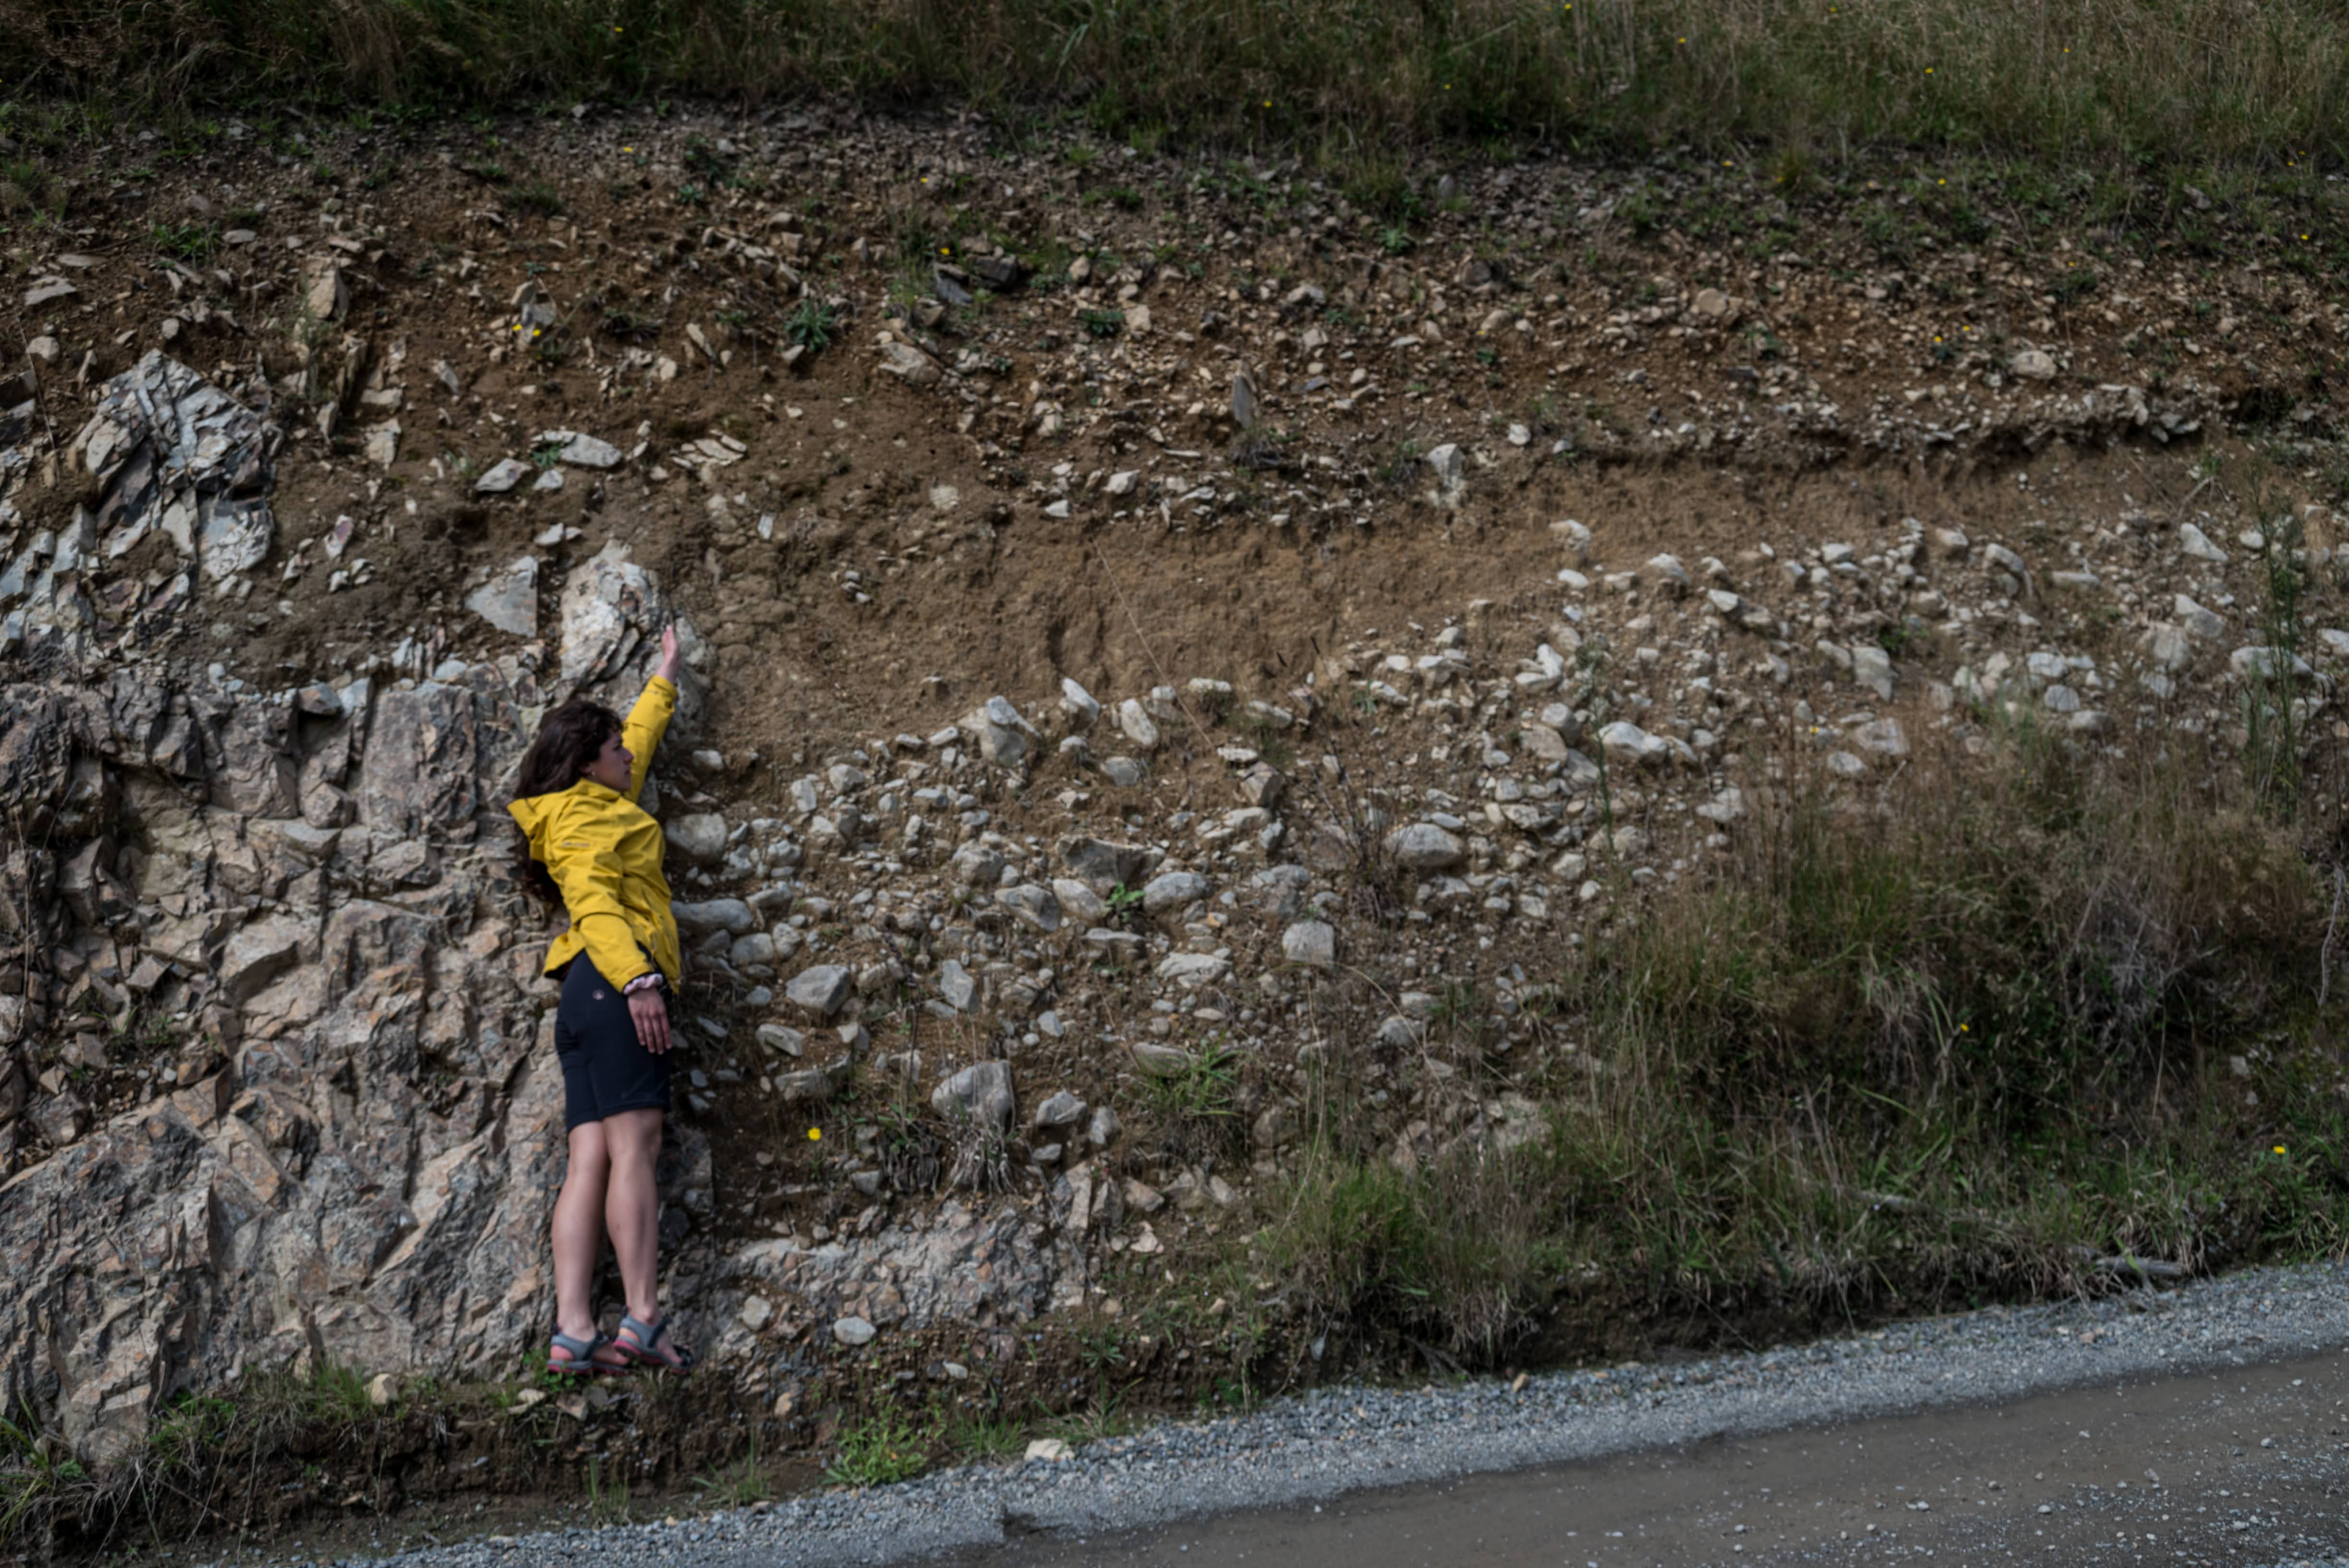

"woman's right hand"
[629,987,672,1054]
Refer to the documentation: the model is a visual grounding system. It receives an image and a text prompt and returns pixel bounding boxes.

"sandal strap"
[550,1330,604,1359]
[617,1313,696,1369]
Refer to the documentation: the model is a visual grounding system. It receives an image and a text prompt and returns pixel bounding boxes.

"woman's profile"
[508,625,699,1376]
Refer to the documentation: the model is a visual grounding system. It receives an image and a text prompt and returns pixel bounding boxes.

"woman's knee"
[563,1123,612,1183]
[603,1108,664,1170]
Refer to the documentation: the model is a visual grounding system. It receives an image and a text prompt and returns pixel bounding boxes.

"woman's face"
[581,728,633,792]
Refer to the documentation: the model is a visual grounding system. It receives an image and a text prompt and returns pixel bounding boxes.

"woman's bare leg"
[552,1121,610,1342]
[601,1107,666,1324]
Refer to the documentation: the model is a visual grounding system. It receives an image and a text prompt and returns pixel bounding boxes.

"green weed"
[823,1410,933,1488]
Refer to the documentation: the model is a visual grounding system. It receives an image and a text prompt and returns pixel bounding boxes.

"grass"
[584,1455,633,1525]
[149,219,219,260]
[2,0,2346,163]
[692,1438,775,1508]
[0,1360,395,1549]
[1252,708,2349,1371]
[0,1413,89,1545]
[507,178,563,216]
[823,1410,934,1488]
[947,1407,1027,1462]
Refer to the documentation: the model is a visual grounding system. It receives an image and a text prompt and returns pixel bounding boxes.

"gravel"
[237,1261,2349,1568]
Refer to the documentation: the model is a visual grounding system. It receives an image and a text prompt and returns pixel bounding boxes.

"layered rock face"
[0,664,577,1463]
[0,356,710,1463]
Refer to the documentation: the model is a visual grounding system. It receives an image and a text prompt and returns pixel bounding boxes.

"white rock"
[931,1059,1015,1129]
[475,457,532,494]
[1383,822,1466,870]
[1059,677,1102,727]
[671,898,755,936]
[1854,717,1909,758]
[1116,698,1161,751]
[1000,884,1062,933]
[2174,594,2226,640]
[2178,523,2229,564]
[832,1316,877,1347]
[1141,871,1211,917]
[2230,646,2315,681]
[464,556,538,637]
[1639,554,1691,596]
[541,429,624,468]
[1052,878,1108,924]
[2143,623,2192,671]
[1849,643,1895,701]
[664,812,728,864]
[1280,919,1337,968]
[787,964,854,1018]
[363,420,401,468]
[1424,443,1466,509]
[877,341,942,386]
[937,959,980,1012]
[1598,721,1672,767]
[959,695,1039,766]
[1025,1437,1073,1462]
[1153,953,1232,987]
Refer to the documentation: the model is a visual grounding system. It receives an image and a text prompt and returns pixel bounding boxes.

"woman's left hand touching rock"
[656,624,683,684]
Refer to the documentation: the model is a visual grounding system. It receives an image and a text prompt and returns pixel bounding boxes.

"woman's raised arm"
[621,626,686,802]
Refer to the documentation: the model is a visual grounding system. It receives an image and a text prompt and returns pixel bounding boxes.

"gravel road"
[235,1262,2349,1568]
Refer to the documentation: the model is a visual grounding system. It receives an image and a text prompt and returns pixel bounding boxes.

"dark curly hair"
[511,698,622,905]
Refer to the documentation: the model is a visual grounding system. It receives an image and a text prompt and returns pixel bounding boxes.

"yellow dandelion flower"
[2275,1144,2289,1154]
[808,1128,822,1141]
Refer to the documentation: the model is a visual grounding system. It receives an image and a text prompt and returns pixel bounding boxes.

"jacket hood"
[509,781,621,860]
[509,786,577,859]
[508,792,557,865]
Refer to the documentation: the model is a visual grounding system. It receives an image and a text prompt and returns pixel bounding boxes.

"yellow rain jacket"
[507,677,682,989]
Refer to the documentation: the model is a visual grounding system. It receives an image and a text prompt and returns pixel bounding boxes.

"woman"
[508,625,697,1376]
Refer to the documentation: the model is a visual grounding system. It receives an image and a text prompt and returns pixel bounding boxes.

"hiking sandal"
[614,1313,697,1374]
[548,1329,627,1378]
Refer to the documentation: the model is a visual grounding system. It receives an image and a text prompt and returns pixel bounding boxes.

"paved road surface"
[934,1349,2349,1567]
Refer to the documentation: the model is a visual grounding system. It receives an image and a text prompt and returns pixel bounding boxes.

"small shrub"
[508,180,563,216]
[784,298,839,354]
[149,220,218,261]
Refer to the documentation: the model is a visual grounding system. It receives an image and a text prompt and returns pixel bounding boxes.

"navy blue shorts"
[554,956,671,1131]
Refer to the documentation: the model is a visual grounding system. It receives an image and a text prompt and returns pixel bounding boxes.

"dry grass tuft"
[3,0,2346,160]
